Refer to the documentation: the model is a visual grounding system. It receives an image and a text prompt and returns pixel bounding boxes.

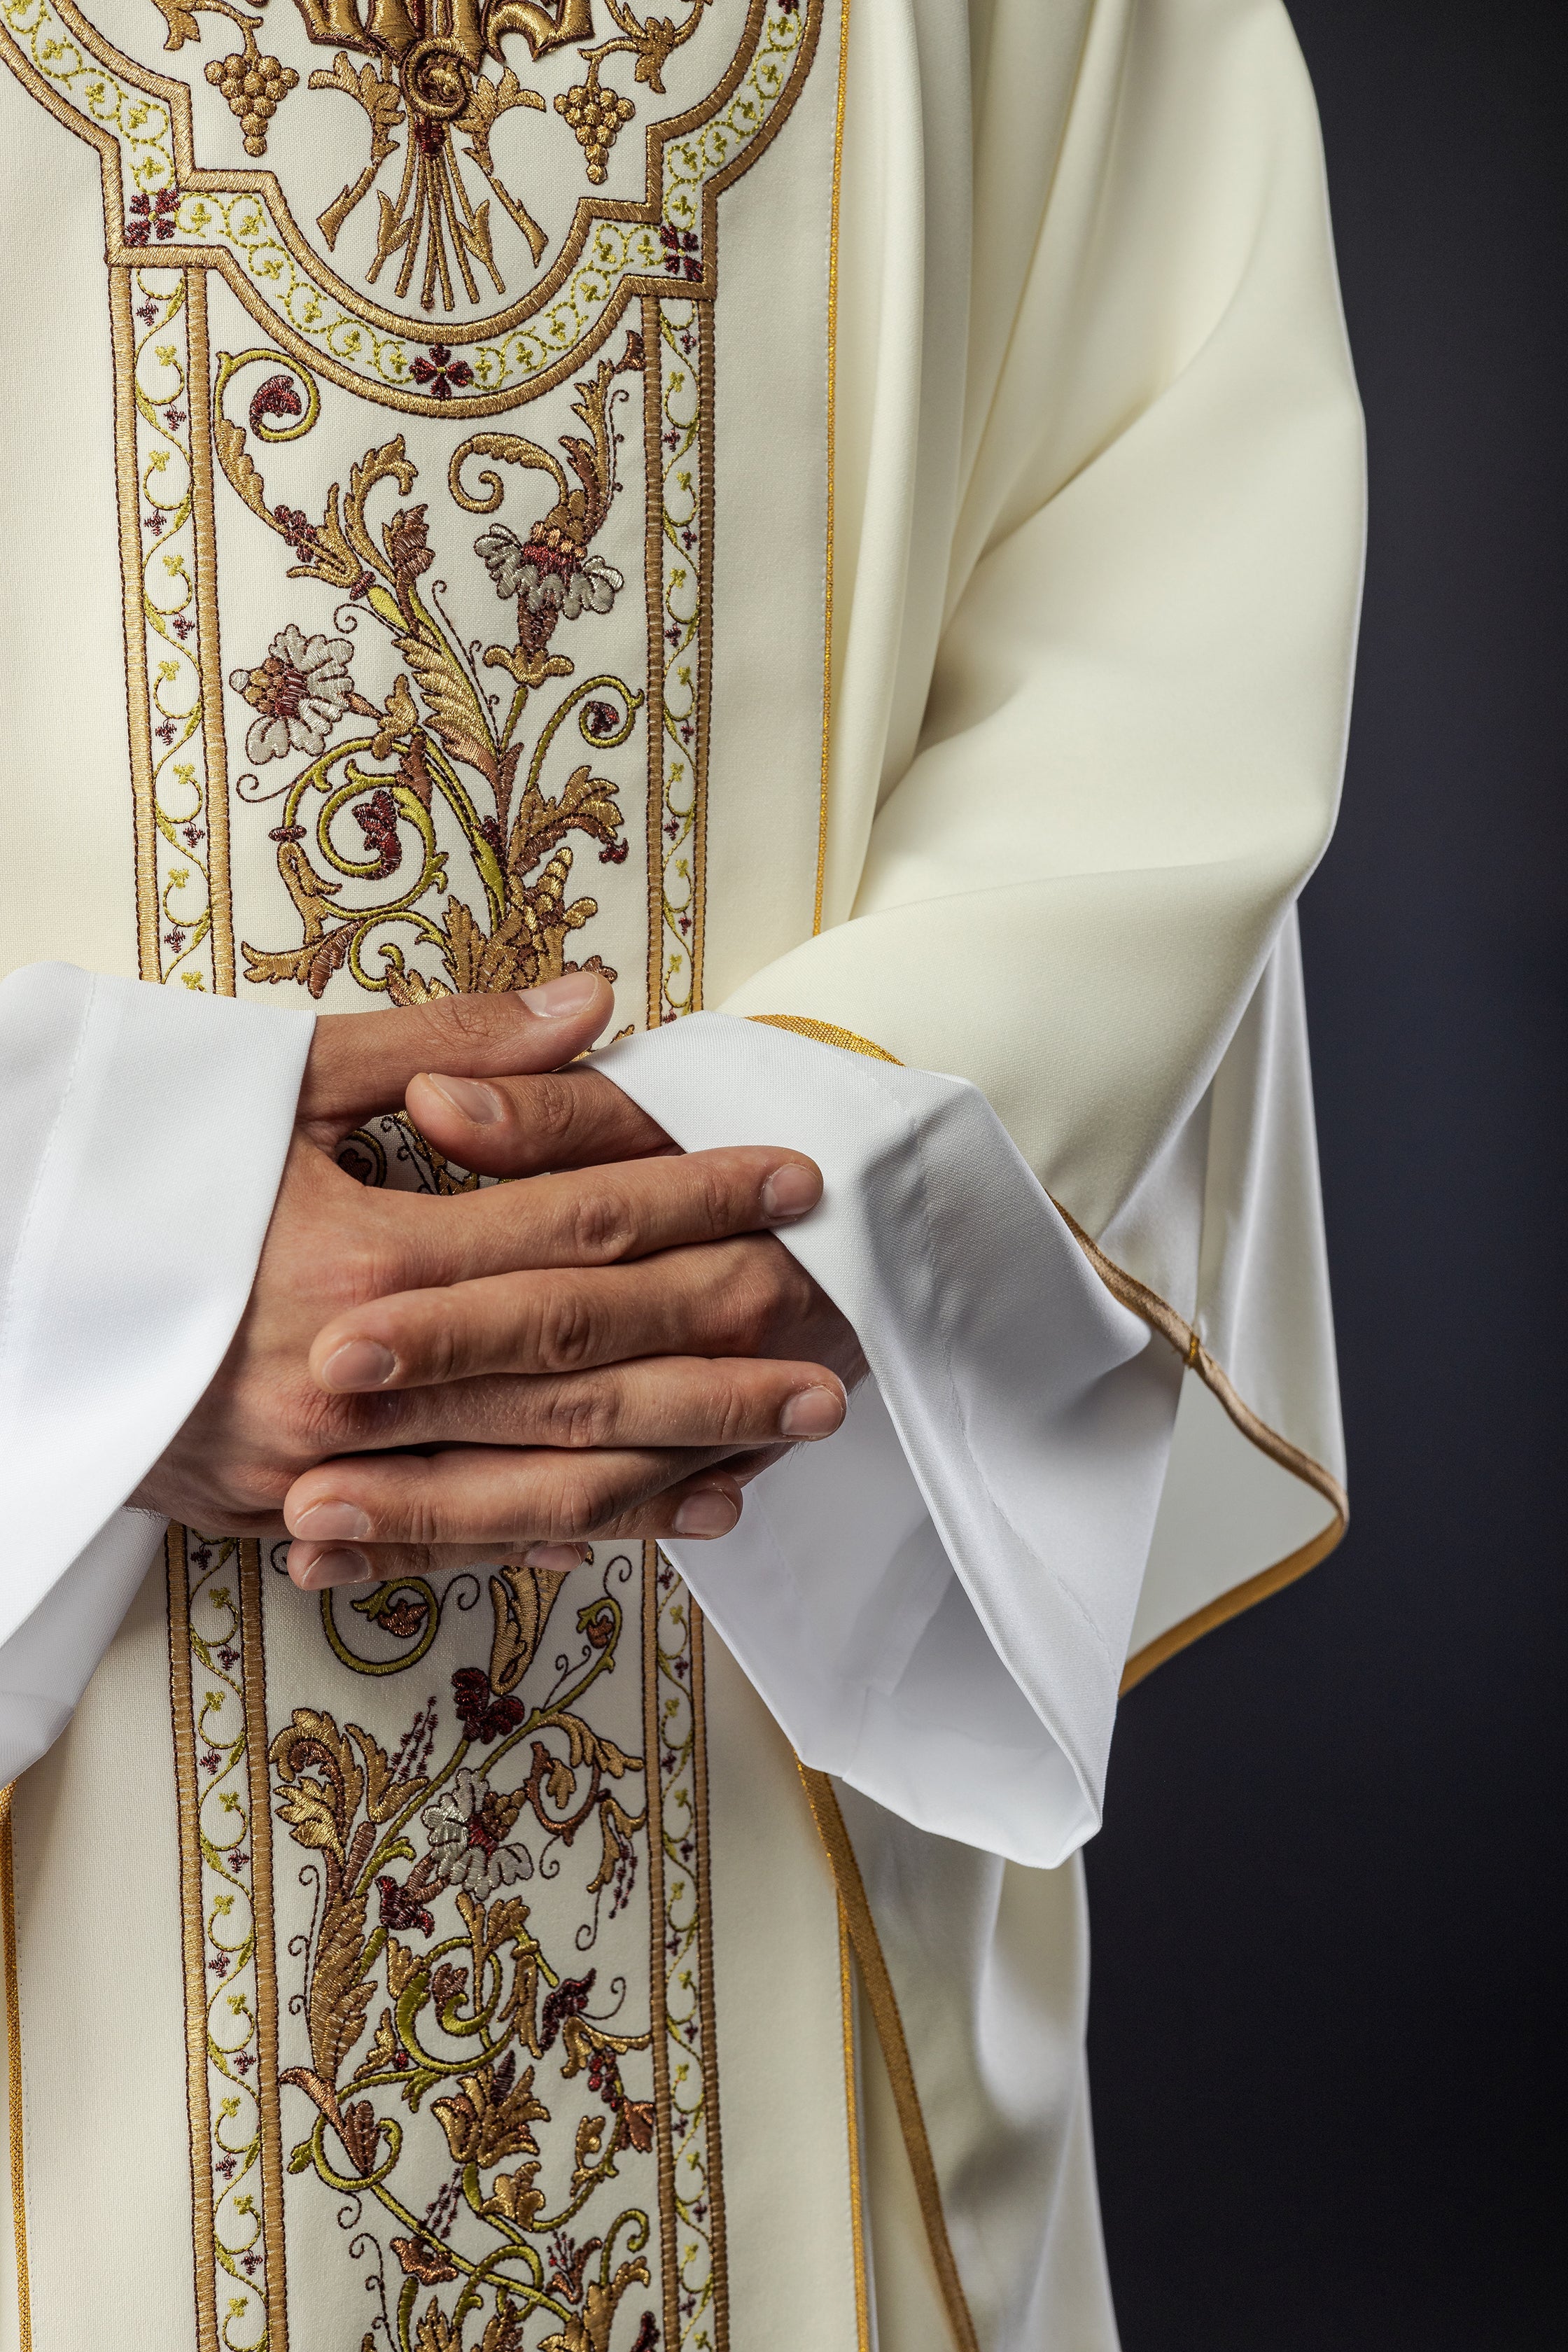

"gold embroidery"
[837,1904,871,2352]
[1047,1198,1351,1691]
[168,1528,290,2351]
[0,1788,33,2352]
[745,1021,1348,1691]
[748,1013,899,1063]
[797,1766,981,2352]
[1,0,819,415]
[813,0,850,938]
[209,340,639,1003]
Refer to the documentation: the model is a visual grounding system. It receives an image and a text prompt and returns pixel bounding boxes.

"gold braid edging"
[747,1012,901,1062]
[0,1788,31,2352]
[797,1765,981,2352]
[748,1013,1348,1679]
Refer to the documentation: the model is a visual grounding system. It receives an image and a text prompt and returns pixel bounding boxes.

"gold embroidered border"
[813,0,853,937]
[167,1531,287,2352]
[115,262,234,995]
[645,1555,729,2349]
[643,299,671,1030]
[0,1790,32,2352]
[642,1546,678,2338]
[186,267,235,996]
[690,1602,729,2351]
[113,262,162,989]
[798,1766,981,2352]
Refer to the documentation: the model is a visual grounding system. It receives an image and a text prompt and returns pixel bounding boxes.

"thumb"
[299,972,615,1134]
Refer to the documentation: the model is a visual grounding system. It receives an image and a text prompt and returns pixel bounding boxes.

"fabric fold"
[601,1011,1184,1867]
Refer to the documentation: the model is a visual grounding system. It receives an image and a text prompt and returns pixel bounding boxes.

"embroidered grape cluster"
[205,45,299,157]
[554,71,635,184]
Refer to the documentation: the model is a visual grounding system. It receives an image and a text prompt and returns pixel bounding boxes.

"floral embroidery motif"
[231,624,356,764]
[209,1542,715,2352]
[213,337,641,1003]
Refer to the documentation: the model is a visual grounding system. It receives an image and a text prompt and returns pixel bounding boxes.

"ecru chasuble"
[0,0,1363,2343]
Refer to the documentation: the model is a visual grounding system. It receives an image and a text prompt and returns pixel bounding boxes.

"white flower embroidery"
[421,1768,534,1896]
[230,625,355,765]
[475,525,623,620]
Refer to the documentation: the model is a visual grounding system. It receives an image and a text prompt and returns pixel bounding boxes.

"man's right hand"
[130,974,849,1577]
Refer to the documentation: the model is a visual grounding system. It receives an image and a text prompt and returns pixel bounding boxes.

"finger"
[386,1144,822,1288]
[405,1065,672,1179]
[300,972,614,1138]
[302,1356,847,1454]
[311,1236,818,1388]
[283,1458,746,1588]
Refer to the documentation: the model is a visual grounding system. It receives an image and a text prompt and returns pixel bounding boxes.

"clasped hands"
[132,973,864,1590]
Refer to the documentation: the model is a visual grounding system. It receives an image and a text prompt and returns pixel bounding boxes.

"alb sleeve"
[0,962,312,1780]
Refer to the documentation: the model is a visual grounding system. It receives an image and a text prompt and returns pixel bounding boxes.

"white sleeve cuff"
[596,1014,1182,1865]
[0,963,313,1774]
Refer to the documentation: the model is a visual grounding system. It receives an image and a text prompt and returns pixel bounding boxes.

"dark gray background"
[1084,4,1567,2345]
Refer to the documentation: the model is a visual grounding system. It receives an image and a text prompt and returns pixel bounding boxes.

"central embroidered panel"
[1,1,837,2339]
[169,1532,720,2352]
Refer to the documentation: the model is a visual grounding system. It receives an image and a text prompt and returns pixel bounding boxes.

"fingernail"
[761,1163,821,1222]
[321,1339,398,1391]
[421,1072,503,1125]
[673,1488,740,1539]
[293,1545,372,1590]
[523,971,601,1018]
[778,1385,845,1439]
[524,1541,592,1574]
[291,1499,373,1541]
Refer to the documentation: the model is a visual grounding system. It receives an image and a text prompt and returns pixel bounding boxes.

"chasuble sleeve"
[656,0,1362,1849]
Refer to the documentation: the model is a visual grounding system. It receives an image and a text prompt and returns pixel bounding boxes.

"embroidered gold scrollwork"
[211,341,638,1007]
[269,1555,662,2352]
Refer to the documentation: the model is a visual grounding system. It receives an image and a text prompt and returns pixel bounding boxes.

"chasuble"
[0,0,1364,2344]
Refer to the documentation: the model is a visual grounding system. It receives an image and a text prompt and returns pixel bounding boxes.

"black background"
[1084,6,1567,2346]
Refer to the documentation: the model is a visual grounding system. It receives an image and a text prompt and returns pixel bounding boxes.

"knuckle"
[709,1375,760,1447]
[692,1155,741,1238]
[534,1282,601,1372]
[542,1466,611,1542]
[288,1380,363,1454]
[568,1184,638,1264]
[227,1461,290,1516]
[718,1242,796,1352]
[540,1378,614,1449]
[426,991,508,1053]
[398,1494,444,1548]
[522,1070,579,1161]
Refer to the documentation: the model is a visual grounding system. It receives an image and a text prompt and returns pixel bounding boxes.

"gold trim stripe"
[0,1789,33,2352]
[689,1606,730,2349]
[837,1903,872,2352]
[748,1012,900,1062]
[1049,1201,1351,1690]
[813,0,853,937]
[798,1767,981,2352]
